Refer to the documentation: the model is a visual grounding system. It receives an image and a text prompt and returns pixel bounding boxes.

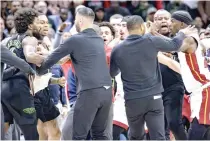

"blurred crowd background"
[0,0,210,41]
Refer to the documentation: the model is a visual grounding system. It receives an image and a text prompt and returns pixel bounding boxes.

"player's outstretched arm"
[1,44,35,75]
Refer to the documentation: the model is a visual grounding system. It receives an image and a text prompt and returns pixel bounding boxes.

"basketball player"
[1,44,36,140]
[170,10,210,140]
[1,8,44,140]
[33,14,64,140]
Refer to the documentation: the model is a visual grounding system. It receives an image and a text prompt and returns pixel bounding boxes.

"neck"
[129,30,143,35]
[161,32,170,37]
[26,30,43,40]
[80,24,93,32]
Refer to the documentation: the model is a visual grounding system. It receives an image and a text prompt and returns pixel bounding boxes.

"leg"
[45,119,61,140]
[188,118,208,140]
[104,103,113,139]
[61,103,75,140]
[73,87,112,140]
[18,122,39,140]
[163,90,187,140]
[145,95,165,140]
[1,104,5,140]
[11,120,21,140]
[37,119,48,140]
[1,86,14,135]
[72,91,99,140]
[125,98,145,140]
[34,89,60,140]
[113,125,124,140]
[204,127,210,140]
[164,114,170,140]
[182,116,190,132]
[4,124,12,140]
[90,87,112,140]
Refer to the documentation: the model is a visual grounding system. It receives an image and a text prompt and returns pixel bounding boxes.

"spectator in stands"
[10,1,21,15]
[47,1,60,15]
[22,0,34,8]
[146,7,157,22]
[127,0,152,21]
[0,17,7,41]
[178,0,199,19]
[48,8,73,32]
[84,1,104,11]
[94,7,106,23]
[5,14,14,36]
[48,27,56,42]
[106,1,130,21]
[193,17,204,33]
[166,0,182,14]
[198,1,210,28]
[109,14,123,39]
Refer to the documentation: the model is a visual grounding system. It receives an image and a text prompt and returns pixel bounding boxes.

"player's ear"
[181,22,185,28]
[140,24,146,34]
[28,24,33,30]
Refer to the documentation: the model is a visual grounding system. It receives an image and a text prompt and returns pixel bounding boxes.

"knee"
[168,119,179,132]
[49,127,61,138]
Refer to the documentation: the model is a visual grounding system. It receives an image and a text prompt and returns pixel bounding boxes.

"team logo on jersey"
[7,39,21,50]
[23,107,36,114]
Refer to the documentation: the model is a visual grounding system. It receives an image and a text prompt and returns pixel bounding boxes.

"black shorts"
[1,79,37,125]
[34,88,60,122]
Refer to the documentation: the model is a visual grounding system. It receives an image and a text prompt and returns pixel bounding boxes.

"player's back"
[112,34,163,100]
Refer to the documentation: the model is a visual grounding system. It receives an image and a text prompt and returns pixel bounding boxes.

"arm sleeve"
[110,47,120,78]
[53,31,63,49]
[1,45,33,74]
[59,66,67,105]
[149,32,186,52]
[3,67,18,80]
[38,37,75,74]
[68,69,76,96]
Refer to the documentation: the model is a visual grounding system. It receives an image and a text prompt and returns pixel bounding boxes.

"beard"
[75,23,81,33]
[32,27,43,40]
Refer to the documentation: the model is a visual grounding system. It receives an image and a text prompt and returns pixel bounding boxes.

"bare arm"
[180,36,198,53]
[158,52,181,74]
[22,36,45,66]
[37,36,74,74]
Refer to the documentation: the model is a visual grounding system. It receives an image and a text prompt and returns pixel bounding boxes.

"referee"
[110,15,194,140]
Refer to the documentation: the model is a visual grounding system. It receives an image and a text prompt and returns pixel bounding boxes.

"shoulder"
[1,37,11,47]
[111,43,122,56]
[184,36,198,48]
[22,36,38,46]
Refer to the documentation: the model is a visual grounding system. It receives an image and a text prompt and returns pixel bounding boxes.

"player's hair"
[109,14,123,22]
[154,9,171,17]
[99,22,115,37]
[125,15,144,31]
[76,7,95,20]
[121,16,131,23]
[14,8,38,34]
